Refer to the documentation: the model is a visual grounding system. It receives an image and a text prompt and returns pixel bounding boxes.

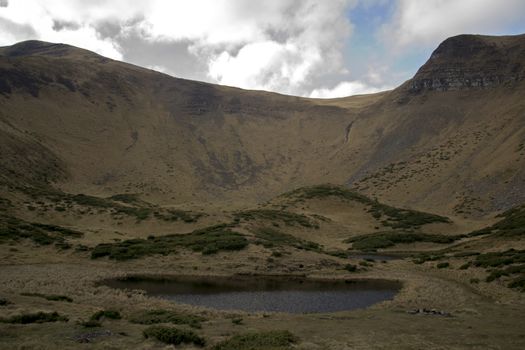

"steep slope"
[1,34,525,217]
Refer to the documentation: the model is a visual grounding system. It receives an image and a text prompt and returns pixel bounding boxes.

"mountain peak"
[407,33,525,93]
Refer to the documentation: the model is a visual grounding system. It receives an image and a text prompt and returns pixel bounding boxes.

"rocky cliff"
[408,34,525,92]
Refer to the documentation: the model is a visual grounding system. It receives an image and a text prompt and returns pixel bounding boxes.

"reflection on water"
[105,275,401,314]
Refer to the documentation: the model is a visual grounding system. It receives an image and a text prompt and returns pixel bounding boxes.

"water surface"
[105,275,401,313]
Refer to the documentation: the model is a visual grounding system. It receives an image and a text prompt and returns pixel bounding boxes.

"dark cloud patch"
[52,19,80,32]
[0,17,36,39]
[117,33,208,82]
[0,0,8,8]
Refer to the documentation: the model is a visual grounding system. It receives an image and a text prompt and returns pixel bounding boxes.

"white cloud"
[310,81,388,98]
[381,0,525,50]
[0,0,355,96]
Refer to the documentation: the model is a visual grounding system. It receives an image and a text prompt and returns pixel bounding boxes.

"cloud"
[0,0,357,96]
[309,81,388,98]
[381,0,525,50]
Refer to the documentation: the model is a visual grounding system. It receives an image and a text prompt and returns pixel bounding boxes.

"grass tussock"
[0,214,82,246]
[283,184,450,229]
[0,311,68,324]
[469,205,525,237]
[213,330,298,350]
[252,227,321,251]
[21,292,73,302]
[90,309,121,321]
[143,326,205,346]
[459,249,525,291]
[91,224,248,260]
[346,232,461,251]
[129,309,206,328]
[234,209,319,228]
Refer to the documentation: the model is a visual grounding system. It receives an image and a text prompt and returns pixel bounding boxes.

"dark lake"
[104,275,401,314]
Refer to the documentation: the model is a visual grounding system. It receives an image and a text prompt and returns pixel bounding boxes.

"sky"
[1,0,525,98]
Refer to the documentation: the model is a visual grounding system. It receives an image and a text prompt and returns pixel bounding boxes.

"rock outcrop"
[407,34,525,92]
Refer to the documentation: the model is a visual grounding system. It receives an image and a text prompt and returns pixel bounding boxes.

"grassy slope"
[1,36,525,217]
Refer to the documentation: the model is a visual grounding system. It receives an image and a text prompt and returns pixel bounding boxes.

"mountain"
[1,34,525,217]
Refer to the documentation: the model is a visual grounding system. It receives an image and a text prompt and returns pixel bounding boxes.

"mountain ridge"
[1,33,524,216]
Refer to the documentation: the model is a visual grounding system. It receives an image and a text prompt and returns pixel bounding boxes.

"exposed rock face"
[408,34,525,92]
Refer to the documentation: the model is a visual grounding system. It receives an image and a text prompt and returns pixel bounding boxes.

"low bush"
[91,224,248,260]
[129,309,205,328]
[21,292,73,302]
[281,185,450,229]
[252,227,321,252]
[437,262,449,269]
[347,232,461,251]
[234,209,318,228]
[213,330,297,350]
[90,309,121,321]
[80,319,101,328]
[344,264,358,272]
[0,311,68,324]
[143,326,205,346]
[0,214,83,246]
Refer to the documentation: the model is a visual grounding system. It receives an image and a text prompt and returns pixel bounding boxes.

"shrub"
[0,214,83,246]
[143,326,205,346]
[91,224,248,260]
[129,309,205,328]
[344,264,358,272]
[231,318,243,325]
[213,330,297,350]
[80,319,101,328]
[90,309,121,321]
[437,262,449,269]
[21,292,73,302]
[0,311,68,324]
[253,227,321,252]
[347,232,461,251]
[234,209,318,228]
[281,184,450,229]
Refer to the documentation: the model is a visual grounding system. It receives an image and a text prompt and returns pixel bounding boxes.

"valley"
[1,34,525,349]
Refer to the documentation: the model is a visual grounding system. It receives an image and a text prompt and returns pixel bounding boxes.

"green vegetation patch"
[469,205,525,237]
[21,292,73,302]
[143,326,205,346]
[90,309,121,321]
[459,250,525,292]
[234,209,318,228]
[153,209,202,223]
[213,330,298,350]
[129,309,205,328]
[347,232,461,251]
[91,224,248,260]
[283,184,450,229]
[252,227,321,251]
[0,311,68,324]
[0,214,82,245]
